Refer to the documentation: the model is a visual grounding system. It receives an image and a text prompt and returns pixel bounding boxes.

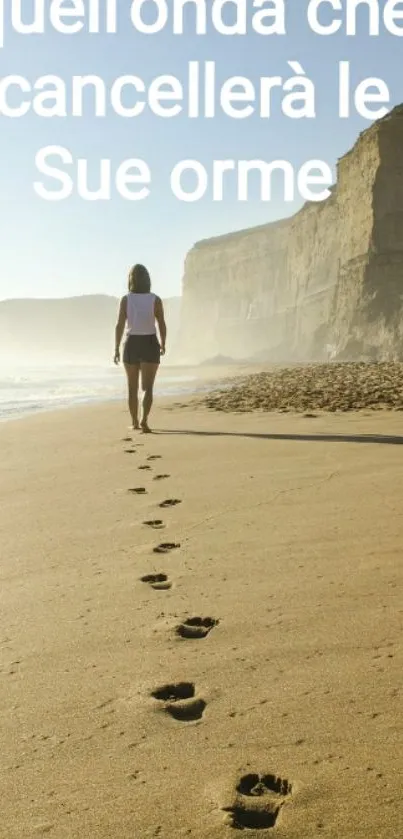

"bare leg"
[124,363,140,429]
[140,362,159,432]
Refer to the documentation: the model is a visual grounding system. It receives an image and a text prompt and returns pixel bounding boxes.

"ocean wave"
[0,366,198,422]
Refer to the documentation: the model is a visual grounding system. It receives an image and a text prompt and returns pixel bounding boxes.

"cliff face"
[178,106,403,364]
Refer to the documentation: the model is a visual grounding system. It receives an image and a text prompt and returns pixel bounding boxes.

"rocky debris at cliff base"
[198,354,239,366]
[200,363,403,413]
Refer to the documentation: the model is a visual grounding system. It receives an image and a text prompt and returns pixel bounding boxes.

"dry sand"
[1,396,402,838]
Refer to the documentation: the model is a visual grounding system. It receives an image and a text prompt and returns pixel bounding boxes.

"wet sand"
[1,397,402,838]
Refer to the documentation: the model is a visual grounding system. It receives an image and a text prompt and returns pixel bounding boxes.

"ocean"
[0,364,199,423]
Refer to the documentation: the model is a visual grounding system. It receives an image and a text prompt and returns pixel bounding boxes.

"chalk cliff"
[177,105,403,364]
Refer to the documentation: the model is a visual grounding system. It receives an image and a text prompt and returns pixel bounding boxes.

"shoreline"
[0,360,257,425]
[6,357,403,426]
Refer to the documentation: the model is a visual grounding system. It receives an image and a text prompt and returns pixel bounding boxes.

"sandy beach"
[1,395,402,838]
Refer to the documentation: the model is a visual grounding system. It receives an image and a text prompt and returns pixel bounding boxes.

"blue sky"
[0,0,402,302]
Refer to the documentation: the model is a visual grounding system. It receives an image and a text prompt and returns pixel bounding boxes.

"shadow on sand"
[153,430,403,446]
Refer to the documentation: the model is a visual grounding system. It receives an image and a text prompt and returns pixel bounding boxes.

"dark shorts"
[123,334,161,365]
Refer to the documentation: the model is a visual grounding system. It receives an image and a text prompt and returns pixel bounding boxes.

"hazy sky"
[0,0,402,302]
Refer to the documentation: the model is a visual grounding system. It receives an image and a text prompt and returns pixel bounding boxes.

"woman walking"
[114,264,166,433]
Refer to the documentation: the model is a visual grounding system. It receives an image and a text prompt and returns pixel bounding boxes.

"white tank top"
[126,292,156,336]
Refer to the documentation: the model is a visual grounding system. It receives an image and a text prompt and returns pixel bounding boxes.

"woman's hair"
[128,264,151,293]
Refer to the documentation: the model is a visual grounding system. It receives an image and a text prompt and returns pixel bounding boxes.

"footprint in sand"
[176,617,218,640]
[125,449,137,454]
[151,682,206,722]
[128,487,147,495]
[223,773,293,830]
[159,499,181,509]
[147,455,162,461]
[122,437,132,443]
[153,474,170,481]
[139,465,152,471]
[153,542,180,554]
[141,573,172,591]
[144,520,165,530]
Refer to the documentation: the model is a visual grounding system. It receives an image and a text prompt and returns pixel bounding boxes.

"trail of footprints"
[151,682,206,722]
[123,434,294,831]
[140,573,172,591]
[223,774,293,830]
[153,542,180,554]
[176,616,218,639]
